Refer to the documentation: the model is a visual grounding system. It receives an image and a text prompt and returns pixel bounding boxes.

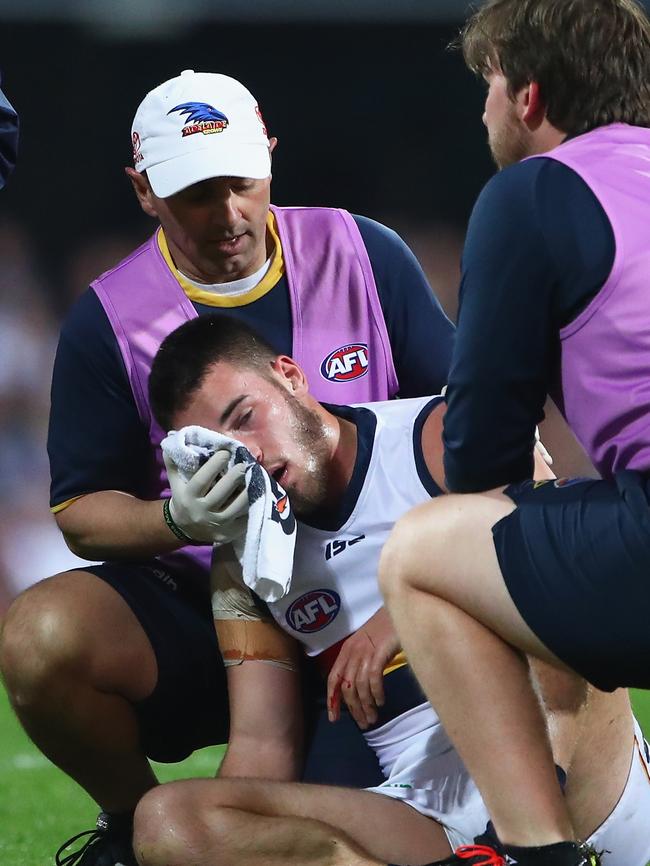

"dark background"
[1,19,492,308]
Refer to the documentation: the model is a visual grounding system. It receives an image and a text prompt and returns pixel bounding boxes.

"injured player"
[131,314,650,866]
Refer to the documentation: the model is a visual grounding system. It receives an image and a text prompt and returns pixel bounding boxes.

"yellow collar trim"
[156,211,285,308]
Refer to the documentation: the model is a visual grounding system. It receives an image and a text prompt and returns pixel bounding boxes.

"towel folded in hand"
[161,425,296,602]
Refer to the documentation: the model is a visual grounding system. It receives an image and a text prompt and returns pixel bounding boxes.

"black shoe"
[55,811,136,866]
[422,841,601,865]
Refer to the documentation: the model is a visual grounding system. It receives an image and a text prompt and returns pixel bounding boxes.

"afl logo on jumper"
[320,344,369,383]
[286,590,341,633]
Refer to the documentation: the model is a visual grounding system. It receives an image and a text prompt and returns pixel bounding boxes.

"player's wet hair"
[460,0,650,135]
[149,314,278,431]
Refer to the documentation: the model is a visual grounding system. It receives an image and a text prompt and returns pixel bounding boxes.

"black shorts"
[85,560,227,762]
[492,471,650,692]
[85,560,384,785]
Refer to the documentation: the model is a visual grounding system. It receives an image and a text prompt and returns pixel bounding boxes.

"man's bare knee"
[134,784,229,866]
[134,785,183,864]
[1,570,156,707]
[0,574,89,699]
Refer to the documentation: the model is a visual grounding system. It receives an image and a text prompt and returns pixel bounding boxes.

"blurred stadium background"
[0,1,648,860]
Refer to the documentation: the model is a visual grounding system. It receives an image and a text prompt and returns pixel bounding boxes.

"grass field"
[1,685,649,865]
[0,686,226,865]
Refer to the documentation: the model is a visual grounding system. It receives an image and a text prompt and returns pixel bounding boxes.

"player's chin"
[288,489,317,519]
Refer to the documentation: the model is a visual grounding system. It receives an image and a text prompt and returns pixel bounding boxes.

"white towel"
[161,425,296,602]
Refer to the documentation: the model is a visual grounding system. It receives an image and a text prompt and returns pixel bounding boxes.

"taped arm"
[212,547,303,781]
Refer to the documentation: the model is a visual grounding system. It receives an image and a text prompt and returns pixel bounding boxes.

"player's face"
[173,360,333,516]
[482,69,531,169]
[152,175,272,284]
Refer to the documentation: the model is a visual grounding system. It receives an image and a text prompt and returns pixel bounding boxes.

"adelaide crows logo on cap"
[168,102,229,136]
[286,589,341,633]
[320,344,369,383]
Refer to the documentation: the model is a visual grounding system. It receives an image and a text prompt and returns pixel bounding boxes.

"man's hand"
[327,607,400,730]
[164,450,249,545]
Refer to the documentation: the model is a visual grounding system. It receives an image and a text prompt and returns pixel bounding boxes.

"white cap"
[131,70,271,198]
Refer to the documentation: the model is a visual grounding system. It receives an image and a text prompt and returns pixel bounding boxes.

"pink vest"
[92,205,398,576]
[538,125,650,477]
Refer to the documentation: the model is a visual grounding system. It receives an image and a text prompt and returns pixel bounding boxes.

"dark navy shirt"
[49,214,455,508]
[443,157,615,493]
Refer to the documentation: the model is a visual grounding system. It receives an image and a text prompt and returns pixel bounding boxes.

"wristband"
[162,498,197,545]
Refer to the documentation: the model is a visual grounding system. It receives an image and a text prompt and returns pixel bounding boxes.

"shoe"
[431,845,507,865]
[55,811,136,866]
[422,840,601,866]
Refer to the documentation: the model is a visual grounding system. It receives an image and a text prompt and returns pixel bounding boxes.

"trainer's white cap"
[131,70,271,198]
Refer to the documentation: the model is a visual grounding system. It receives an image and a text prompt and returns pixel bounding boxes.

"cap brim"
[145,143,271,198]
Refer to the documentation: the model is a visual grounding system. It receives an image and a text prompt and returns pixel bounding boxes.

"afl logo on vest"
[285,590,341,633]
[320,344,369,383]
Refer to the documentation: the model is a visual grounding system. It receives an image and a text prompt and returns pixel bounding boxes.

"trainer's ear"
[125,166,159,218]
[519,80,546,129]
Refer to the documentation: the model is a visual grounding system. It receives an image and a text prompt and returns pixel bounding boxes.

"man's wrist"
[162,498,197,545]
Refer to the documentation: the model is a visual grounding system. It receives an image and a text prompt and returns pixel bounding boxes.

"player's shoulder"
[369,394,446,496]
[358,394,441,421]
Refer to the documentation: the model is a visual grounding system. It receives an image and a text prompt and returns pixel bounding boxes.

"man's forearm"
[55,490,185,561]
[219,735,301,782]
